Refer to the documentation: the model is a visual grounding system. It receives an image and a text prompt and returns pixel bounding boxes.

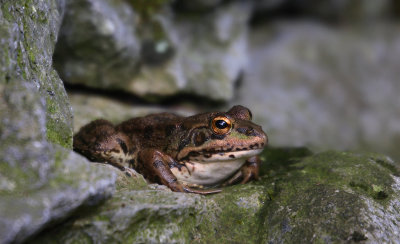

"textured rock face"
[54,0,250,101]
[284,0,392,21]
[251,0,393,21]
[0,0,72,148]
[0,80,116,244]
[53,0,141,93]
[0,1,116,243]
[237,22,400,161]
[31,149,400,243]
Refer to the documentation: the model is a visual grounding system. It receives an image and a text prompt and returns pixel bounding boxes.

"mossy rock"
[31,148,400,243]
[0,2,117,243]
[0,0,73,148]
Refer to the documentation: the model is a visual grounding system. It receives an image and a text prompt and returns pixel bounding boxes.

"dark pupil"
[215,120,228,129]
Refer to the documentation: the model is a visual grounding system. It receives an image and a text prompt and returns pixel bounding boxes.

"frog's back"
[116,112,182,149]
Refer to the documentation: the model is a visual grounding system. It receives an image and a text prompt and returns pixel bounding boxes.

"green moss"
[114,172,149,191]
[298,151,395,203]
[46,118,72,149]
[254,150,399,242]
[259,146,313,177]
[27,47,36,65]
[1,0,74,149]
[28,149,400,243]
[189,184,266,243]
[45,97,73,149]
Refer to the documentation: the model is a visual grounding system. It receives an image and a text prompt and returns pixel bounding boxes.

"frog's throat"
[182,148,263,163]
[172,158,247,187]
[172,149,263,186]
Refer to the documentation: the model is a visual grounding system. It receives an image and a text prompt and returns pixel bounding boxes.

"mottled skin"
[73,105,267,194]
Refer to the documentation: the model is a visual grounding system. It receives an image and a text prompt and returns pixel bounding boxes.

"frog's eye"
[211,116,232,135]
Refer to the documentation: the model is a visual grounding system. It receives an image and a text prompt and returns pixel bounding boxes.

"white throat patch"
[171,149,262,186]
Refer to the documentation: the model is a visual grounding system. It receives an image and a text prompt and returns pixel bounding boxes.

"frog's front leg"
[136,149,221,195]
[73,119,136,176]
[224,156,261,185]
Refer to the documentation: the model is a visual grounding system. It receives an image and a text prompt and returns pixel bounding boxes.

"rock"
[258,149,400,242]
[250,0,286,13]
[173,0,223,12]
[0,80,116,244]
[295,0,392,22]
[55,0,250,101]
[0,148,116,244]
[69,93,195,132]
[257,0,392,22]
[53,0,141,93]
[171,1,250,101]
[236,22,400,161]
[30,148,400,243]
[320,0,391,21]
[0,0,73,148]
[0,2,117,243]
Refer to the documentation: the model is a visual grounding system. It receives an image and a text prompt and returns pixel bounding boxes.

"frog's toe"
[223,171,242,186]
[168,181,221,195]
[183,186,222,195]
[239,166,259,184]
[240,172,253,184]
[123,167,137,177]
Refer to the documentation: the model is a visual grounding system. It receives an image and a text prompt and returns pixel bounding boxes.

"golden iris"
[211,116,232,135]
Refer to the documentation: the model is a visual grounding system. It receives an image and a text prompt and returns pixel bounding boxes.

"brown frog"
[73,105,267,194]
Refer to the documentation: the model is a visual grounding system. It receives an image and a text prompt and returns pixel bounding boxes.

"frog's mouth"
[179,147,263,163]
[186,148,263,163]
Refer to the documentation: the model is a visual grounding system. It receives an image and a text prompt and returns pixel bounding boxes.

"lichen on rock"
[0,0,72,148]
[30,148,400,243]
[0,1,117,243]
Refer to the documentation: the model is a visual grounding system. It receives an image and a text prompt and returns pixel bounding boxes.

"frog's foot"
[170,181,222,195]
[224,156,261,186]
[122,166,137,177]
[137,149,221,195]
[223,171,242,186]
[239,156,261,184]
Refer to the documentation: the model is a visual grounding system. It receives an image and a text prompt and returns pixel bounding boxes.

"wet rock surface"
[31,149,400,243]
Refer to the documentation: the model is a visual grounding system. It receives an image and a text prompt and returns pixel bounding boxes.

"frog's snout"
[258,128,268,147]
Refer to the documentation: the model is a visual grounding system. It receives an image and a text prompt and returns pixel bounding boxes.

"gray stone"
[250,0,286,13]
[0,80,116,244]
[55,0,251,101]
[235,22,400,161]
[0,147,116,244]
[69,93,192,132]
[0,1,117,243]
[283,0,392,21]
[172,1,251,101]
[0,0,73,148]
[31,149,400,243]
[54,0,140,92]
[173,0,223,12]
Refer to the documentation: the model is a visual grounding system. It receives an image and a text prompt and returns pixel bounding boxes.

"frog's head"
[175,105,267,162]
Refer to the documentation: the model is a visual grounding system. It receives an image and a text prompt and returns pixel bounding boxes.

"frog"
[73,105,267,194]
